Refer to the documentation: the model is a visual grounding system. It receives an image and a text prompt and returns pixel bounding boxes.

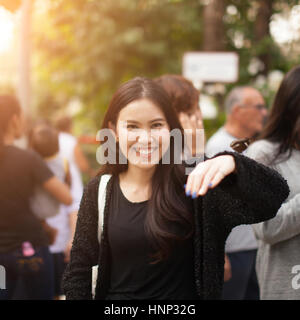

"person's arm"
[62,177,100,300]
[246,141,300,245]
[43,176,72,205]
[252,193,300,245]
[74,143,95,177]
[185,151,289,229]
[224,254,232,282]
[214,152,290,228]
[30,150,72,206]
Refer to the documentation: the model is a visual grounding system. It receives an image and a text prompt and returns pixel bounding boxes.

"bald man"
[206,86,268,300]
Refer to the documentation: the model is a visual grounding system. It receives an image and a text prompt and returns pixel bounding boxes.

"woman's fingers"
[185,161,210,198]
[185,155,236,198]
[179,112,191,130]
[209,170,227,190]
[190,168,205,198]
[198,166,219,196]
[190,114,197,130]
[185,162,204,197]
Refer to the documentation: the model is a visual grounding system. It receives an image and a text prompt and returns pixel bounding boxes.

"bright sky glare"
[0,4,299,55]
[0,7,15,54]
[270,5,300,44]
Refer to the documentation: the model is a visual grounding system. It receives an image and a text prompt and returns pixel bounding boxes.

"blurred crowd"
[0,66,300,300]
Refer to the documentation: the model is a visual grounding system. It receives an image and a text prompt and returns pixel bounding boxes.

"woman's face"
[114,98,171,170]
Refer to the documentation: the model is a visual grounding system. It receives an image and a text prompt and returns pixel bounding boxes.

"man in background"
[206,86,268,300]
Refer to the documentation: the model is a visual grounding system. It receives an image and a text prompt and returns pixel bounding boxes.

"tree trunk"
[254,0,273,75]
[203,0,226,51]
[17,0,32,117]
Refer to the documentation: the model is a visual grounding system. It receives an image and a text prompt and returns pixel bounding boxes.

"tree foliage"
[32,0,300,133]
[33,0,204,129]
[0,0,21,12]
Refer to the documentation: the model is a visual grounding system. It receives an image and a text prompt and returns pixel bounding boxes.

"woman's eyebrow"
[124,120,139,124]
[125,118,166,124]
[149,118,166,123]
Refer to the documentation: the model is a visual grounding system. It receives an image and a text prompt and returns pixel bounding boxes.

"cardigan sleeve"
[209,151,290,230]
[62,176,100,300]
[246,141,300,245]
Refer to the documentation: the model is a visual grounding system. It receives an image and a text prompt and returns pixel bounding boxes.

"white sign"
[183,52,239,84]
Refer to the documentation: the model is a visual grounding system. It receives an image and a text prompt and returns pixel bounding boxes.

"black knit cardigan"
[62,151,289,300]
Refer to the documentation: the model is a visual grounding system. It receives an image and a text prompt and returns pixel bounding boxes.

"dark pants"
[222,249,259,300]
[52,252,67,297]
[0,246,54,300]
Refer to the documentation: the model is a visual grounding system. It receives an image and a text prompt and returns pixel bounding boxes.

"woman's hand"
[179,111,205,157]
[185,155,235,198]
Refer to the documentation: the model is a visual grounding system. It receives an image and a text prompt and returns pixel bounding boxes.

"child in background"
[29,124,72,299]
[29,125,68,221]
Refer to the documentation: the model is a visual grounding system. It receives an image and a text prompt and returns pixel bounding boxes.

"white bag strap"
[92,174,112,298]
[97,174,112,243]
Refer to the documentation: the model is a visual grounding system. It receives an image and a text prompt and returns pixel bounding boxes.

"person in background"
[29,124,67,221]
[55,116,94,268]
[247,66,300,299]
[0,96,72,300]
[156,75,232,282]
[205,86,268,300]
[154,74,205,158]
[29,123,73,299]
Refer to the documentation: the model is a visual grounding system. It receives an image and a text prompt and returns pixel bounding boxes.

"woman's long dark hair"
[0,95,21,159]
[255,66,300,164]
[98,77,194,263]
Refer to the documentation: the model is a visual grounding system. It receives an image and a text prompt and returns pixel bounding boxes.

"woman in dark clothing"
[62,78,289,300]
[0,95,72,300]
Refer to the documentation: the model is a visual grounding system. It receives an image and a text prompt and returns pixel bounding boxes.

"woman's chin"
[128,156,160,170]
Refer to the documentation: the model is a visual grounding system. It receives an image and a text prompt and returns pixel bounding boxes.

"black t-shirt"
[0,145,54,253]
[106,176,199,300]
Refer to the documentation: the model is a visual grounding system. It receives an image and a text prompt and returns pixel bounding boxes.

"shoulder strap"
[97,174,112,243]
[230,138,252,153]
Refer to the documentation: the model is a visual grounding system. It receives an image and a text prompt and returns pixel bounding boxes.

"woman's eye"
[152,123,163,129]
[127,124,138,129]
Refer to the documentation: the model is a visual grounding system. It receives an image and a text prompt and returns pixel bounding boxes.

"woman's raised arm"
[186,152,289,229]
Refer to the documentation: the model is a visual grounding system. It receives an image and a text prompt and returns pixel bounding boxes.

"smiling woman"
[113,99,171,168]
[62,77,289,301]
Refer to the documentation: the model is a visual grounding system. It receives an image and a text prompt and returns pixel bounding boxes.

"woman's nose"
[137,129,154,144]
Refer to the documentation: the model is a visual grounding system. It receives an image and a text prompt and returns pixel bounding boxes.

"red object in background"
[78,135,98,145]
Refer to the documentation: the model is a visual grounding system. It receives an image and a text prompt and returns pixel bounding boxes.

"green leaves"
[31,0,299,135]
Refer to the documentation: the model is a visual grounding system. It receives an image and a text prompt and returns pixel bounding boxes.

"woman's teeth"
[134,147,158,155]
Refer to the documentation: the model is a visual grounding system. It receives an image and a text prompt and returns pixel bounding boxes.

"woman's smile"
[128,142,161,165]
[115,98,170,168]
